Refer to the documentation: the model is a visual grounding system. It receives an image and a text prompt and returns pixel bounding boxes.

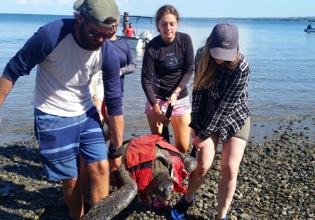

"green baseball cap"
[73,0,119,28]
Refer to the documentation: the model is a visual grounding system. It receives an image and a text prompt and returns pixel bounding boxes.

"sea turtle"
[81,134,197,220]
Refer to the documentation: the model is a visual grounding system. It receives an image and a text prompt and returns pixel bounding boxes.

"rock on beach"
[0,117,314,219]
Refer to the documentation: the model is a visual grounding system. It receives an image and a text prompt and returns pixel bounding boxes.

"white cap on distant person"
[73,0,119,28]
[209,22,239,61]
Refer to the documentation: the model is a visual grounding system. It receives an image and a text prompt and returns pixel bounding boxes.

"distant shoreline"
[0,12,314,22]
[191,17,315,22]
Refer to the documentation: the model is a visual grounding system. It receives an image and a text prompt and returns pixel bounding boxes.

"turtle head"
[151,154,174,201]
[151,172,174,201]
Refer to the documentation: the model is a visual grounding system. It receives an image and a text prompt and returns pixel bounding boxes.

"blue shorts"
[34,107,107,180]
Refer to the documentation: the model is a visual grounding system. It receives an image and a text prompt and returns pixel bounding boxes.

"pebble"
[0,117,315,219]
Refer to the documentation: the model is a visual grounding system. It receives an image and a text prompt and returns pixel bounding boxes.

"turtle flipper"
[180,153,197,174]
[81,165,137,220]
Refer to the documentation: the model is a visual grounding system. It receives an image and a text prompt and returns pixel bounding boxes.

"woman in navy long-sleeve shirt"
[141,5,194,153]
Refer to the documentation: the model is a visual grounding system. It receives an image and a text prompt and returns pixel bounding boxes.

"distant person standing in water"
[124,22,136,37]
[141,5,194,154]
[171,22,250,220]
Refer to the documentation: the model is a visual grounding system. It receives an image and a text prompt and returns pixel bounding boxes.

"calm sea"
[0,13,314,144]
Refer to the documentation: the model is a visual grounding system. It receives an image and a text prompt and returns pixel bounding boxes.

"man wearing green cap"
[0,0,124,219]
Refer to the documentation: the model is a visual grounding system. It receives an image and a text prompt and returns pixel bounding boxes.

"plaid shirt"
[191,47,250,142]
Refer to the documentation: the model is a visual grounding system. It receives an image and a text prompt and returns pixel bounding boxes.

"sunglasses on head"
[82,18,116,39]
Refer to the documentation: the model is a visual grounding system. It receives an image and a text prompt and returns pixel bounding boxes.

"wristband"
[172,91,179,96]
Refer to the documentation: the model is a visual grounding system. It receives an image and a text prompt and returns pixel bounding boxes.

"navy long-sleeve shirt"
[3,19,122,116]
[141,32,194,106]
[110,36,136,92]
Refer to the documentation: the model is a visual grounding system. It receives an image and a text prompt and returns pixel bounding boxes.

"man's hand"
[108,144,124,171]
[109,156,122,171]
[98,112,104,126]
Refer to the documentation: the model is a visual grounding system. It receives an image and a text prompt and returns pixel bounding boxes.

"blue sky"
[1,0,315,18]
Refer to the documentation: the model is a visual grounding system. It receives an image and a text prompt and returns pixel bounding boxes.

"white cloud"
[12,0,27,5]
[58,0,72,5]
[30,0,54,5]
[10,0,70,6]
[116,0,129,7]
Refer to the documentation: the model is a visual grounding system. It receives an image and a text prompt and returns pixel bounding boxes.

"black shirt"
[141,32,194,105]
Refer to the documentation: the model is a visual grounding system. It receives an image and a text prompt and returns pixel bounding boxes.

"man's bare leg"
[62,177,84,220]
[79,154,90,203]
[88,159,110,205]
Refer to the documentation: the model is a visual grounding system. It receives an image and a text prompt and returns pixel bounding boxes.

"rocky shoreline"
[0,117,314,220]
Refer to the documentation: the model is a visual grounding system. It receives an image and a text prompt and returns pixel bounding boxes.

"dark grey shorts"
[233,116,250,141]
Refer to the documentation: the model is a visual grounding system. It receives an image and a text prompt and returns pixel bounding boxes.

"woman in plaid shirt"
[171,23,250,220]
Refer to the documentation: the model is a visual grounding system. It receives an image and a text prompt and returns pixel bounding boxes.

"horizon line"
[0,12,314,20]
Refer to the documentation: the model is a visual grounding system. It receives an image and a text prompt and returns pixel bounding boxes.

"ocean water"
[0,13,314,144]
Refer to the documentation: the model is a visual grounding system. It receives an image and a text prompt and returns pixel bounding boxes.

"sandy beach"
[0,116,314,219]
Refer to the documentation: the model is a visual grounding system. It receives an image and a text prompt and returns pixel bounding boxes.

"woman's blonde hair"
[193,37,239,91]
